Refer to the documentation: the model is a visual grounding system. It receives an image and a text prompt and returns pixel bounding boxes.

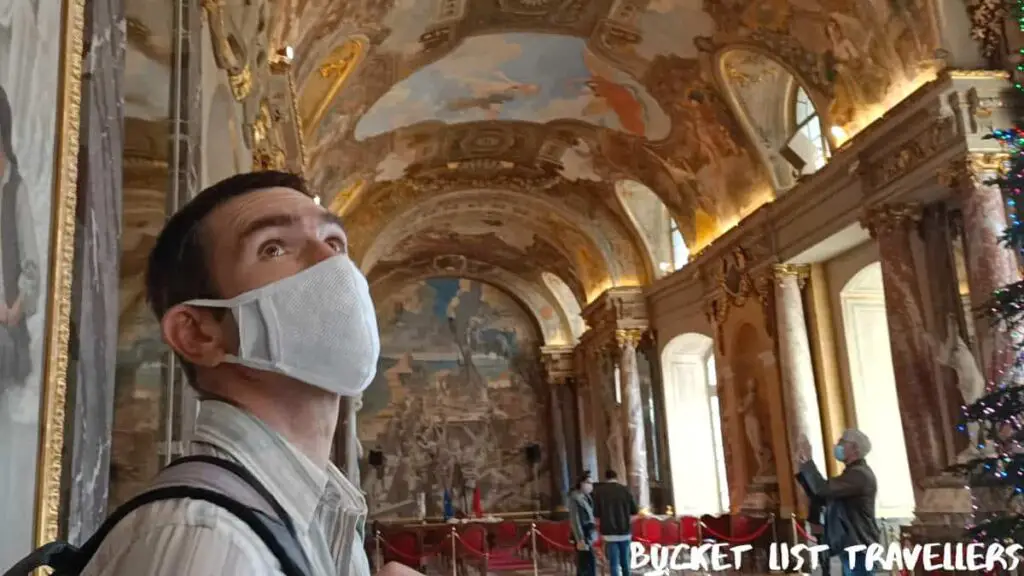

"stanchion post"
[696,518,703,543]
[531,523,539,576]
[770,513,777,544]
[451,526,458,576]
[790,512,798,545]
[375,530,383,572]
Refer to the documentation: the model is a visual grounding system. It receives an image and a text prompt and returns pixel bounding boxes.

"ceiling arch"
[716,48,802,192]
[368,256,579,346]
[271,0,942,302]
[355,186,649,304]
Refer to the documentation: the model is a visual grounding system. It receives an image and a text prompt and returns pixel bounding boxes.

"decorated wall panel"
[359,277,551,518]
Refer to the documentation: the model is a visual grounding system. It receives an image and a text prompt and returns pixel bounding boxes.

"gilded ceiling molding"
[860,203,923,239]
[299,36,368,139]
[203,0,306,173]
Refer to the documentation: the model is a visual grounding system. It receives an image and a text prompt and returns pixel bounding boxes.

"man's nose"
[305,237,337,265]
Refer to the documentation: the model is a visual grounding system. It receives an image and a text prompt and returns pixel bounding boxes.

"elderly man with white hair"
[796,429,880,576]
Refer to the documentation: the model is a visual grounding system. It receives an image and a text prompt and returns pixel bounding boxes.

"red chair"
[636,517,662,545]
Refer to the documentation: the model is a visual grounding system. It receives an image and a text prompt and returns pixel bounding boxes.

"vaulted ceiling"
[265,0,939,344]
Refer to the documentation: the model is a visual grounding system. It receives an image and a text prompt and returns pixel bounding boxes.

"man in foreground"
[796,429,880,576]
[592,469,638,576]
[81,171,411,575]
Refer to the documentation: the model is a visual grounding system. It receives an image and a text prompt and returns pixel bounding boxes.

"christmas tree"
[951,126,1024,543]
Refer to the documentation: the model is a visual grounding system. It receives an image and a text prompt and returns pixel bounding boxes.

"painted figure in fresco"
[824,16,891,126]
[0,83,40,393]
[738,377,769,477]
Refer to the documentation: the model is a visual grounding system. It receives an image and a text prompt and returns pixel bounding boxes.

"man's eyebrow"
[239,213,301,244]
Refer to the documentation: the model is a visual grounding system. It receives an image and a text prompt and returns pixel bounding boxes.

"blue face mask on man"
[834,443,846,462]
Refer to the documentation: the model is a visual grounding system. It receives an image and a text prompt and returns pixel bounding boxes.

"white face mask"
[185,254,380,396]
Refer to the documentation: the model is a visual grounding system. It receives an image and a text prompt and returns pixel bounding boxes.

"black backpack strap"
[66,456,312,576]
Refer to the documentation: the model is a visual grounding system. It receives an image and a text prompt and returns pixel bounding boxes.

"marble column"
[576,378,599,478]
[60,0,125,543]
[541,346,574,511]
[862,204,947,490]
[617,329,650,512]
[945,153,1022,376]
[772,265,826,474]
[548,385,571,508]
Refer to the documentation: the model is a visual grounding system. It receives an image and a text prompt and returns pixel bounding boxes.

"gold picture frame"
[0,0,85,557]
[33,0,85,549]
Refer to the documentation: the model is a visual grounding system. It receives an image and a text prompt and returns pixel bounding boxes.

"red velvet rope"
[531,528,577,552]
[698,520,771,544]
[793,520,818,544]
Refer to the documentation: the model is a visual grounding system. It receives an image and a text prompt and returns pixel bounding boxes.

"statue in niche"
[928,315,989,461]
[738,377,773,477]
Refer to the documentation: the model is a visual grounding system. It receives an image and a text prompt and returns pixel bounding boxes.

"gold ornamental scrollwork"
[705,247,767,327]
[861,203,923,239]
[938,152,1010,192]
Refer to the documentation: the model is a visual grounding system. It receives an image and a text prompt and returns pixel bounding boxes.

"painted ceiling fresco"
[355,33,670,140]
[271,0,940,333]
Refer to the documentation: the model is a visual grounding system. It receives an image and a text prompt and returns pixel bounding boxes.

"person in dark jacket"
[569,475,597,576]
[593,470,638,576]
[797,429,880,576]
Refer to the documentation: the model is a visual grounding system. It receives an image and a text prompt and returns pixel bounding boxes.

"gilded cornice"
[861,203,923,239]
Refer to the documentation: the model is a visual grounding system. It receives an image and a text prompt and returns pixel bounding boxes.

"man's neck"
[206,371,341,467]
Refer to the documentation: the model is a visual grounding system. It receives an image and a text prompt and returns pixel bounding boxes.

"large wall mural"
[359,277,552,518]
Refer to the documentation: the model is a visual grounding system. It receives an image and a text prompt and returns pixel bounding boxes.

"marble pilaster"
[943,153,1021,376]
[861,204,954,496]
[771,265,826,475]
[573,348,599,477]
[617,329,650,512]
[60,0,125,543]
[541,345,574,511]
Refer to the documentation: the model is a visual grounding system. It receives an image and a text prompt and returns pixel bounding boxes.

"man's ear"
[161,304,228,367]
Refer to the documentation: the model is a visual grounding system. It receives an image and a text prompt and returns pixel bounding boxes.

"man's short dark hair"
[605,469,617,480]
[145,171,310,381]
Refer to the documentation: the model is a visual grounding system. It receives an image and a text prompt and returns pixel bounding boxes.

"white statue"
[739,378,766,476]
[929,315,988,461]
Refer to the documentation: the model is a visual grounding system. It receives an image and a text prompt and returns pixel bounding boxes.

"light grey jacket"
[568,490,597,549]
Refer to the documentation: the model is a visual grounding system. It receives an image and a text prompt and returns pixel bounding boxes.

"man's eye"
[258,241,286,258]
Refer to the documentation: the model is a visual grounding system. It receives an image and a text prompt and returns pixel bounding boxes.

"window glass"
[669,220,688,270]
[794,87,828,171]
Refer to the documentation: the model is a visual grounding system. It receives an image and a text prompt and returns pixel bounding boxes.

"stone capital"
[938,152,1010,192]
[771,264,809,288]
[861,203,922,239]
[615,328,644,350]
[541,345,575,385]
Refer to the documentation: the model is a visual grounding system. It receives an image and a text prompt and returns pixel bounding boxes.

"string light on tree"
[950,126,1024,543]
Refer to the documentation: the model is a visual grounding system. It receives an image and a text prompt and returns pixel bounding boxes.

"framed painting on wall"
[0,0,84,566]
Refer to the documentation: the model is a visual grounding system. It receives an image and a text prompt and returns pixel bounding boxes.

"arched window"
[793,87,829,172]
[669,217,689,271]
